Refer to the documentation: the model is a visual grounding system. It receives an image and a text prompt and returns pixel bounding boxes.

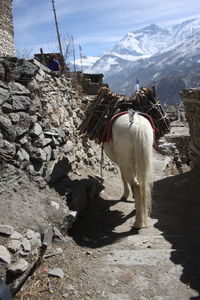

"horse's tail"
[132,114,154,214]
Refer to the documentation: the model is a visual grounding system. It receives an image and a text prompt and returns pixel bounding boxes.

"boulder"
[12,95,31,112]
[0,87,9,105]
[0,246,11,264]
[8,258,28,275]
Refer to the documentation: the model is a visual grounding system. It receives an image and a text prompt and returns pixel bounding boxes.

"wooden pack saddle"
[79,87,170,144]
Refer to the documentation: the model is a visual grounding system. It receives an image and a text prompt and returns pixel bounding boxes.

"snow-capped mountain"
[109,24,170,56]
[82,17,200,104]
[107,30,200,101]
[169,18,200,42]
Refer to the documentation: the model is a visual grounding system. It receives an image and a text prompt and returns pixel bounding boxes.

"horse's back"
[113,113,153,138]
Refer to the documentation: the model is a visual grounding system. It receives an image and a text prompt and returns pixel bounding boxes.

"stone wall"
[0,57,113,188]
[181,89,200,168]
[0,0,15,56]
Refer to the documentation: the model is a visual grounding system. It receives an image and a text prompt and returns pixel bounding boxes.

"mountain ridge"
[74,17,200,104]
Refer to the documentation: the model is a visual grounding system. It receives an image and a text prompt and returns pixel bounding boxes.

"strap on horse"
[100,143,104,180]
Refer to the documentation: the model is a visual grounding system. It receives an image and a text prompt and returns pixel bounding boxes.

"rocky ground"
[0,123,200,300]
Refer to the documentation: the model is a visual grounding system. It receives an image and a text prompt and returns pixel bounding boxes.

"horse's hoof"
[133,221,148,229]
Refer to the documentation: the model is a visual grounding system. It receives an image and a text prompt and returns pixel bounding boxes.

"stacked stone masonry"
[0,0,15,56]
[181,88,200,168]
[0,57,115,188]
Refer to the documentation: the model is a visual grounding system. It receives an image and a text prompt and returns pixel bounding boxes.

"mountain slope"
[85,17,200,104]
[109,24,170,56]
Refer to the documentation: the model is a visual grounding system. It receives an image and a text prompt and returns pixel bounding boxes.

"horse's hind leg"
[131,183,148,228]
[120,169,129,201]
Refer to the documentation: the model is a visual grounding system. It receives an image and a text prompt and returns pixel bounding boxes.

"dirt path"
[15,151,200,300]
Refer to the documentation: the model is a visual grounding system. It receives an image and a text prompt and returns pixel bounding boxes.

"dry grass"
[15,268,62,300]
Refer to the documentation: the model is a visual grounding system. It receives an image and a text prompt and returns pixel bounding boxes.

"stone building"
[181,89,200,168]
[0,0,15,56]
[76,72,108,95]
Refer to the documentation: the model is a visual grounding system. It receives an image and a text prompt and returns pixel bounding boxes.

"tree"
[16,47,33,59]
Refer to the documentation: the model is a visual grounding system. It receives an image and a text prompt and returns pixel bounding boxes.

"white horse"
[103,112,154,228]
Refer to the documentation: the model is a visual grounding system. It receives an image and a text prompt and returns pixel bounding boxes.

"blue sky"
[13,0,200,59]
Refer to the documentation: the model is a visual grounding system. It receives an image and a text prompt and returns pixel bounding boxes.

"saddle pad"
[102,111,157,143]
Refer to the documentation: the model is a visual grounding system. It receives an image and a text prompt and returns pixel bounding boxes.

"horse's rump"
[104,112,154,228]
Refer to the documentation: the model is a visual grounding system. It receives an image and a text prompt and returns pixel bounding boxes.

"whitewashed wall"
[0,0,15,56]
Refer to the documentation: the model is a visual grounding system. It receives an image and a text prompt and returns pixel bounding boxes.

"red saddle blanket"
[102,111,157,143]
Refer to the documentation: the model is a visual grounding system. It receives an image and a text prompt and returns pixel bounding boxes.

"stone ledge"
[182,97,200,104]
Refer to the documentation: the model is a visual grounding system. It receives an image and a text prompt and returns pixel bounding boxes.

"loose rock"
[0,225,13,236]
[7,240,21,253]
[10,231,22,240]
[48,268,64,279]
[8,258,28,275]
[21,238,31,252]
[0,245,11,264]
[25,229,35,240]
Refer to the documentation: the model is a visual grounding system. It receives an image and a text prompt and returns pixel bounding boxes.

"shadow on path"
[50,173,137,246]
[51,165,200,296]
[69,196,137,248]
[152,169,200,297]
